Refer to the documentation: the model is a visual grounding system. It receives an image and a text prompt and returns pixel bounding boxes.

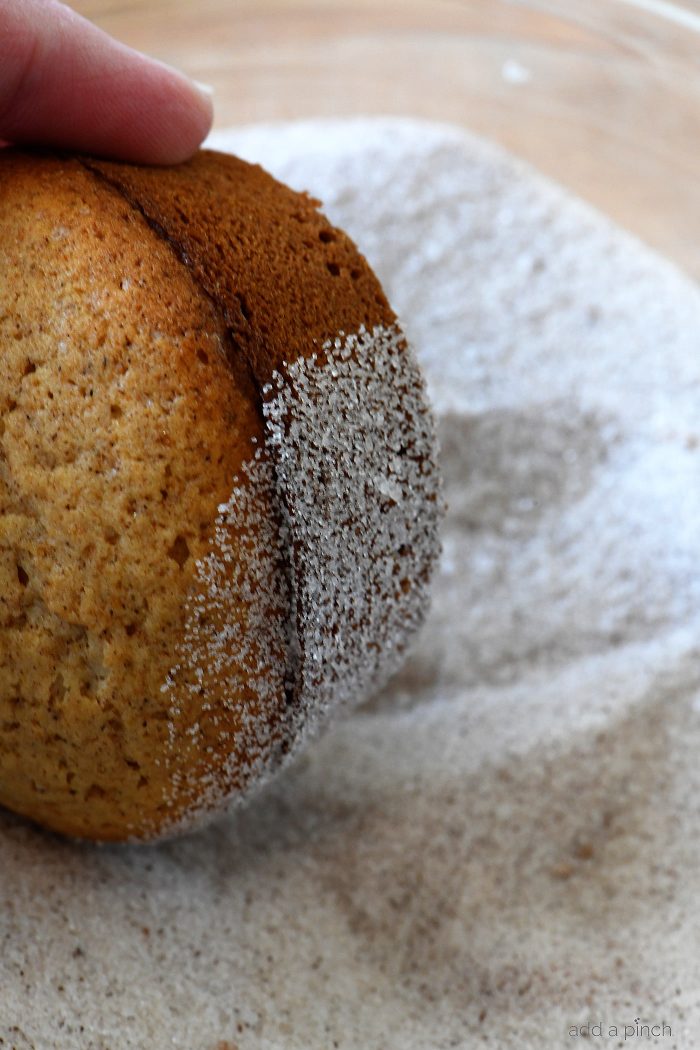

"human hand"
[0,0,213,164]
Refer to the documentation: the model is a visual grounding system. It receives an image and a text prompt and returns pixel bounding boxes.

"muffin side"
[0,152,290,840]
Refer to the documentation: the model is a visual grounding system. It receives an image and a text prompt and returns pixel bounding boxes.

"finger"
[0,0,213,164]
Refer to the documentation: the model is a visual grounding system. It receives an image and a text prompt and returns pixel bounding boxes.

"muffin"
[0,148,442,841]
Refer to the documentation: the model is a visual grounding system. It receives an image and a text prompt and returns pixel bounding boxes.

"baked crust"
[0,148,441,841]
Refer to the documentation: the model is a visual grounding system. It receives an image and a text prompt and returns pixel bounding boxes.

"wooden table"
[73,0,700,282]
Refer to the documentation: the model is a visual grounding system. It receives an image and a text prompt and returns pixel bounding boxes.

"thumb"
[0,0,213,164]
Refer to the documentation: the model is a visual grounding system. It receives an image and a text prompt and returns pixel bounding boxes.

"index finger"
[0,0,213,164]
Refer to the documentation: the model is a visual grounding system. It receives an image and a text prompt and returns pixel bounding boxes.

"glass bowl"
[77,0,700,280]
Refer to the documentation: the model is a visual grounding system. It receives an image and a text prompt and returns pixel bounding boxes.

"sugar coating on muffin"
[0,148,442,841]
[162,324,440,836]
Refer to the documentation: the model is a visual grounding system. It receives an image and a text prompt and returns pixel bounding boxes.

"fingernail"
[193,80,215,98]
[148,55,215,100]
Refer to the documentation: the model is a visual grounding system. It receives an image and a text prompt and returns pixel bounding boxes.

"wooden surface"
[72,0,700,282]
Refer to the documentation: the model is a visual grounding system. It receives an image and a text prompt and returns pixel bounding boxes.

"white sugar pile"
[3,117,700,1048]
